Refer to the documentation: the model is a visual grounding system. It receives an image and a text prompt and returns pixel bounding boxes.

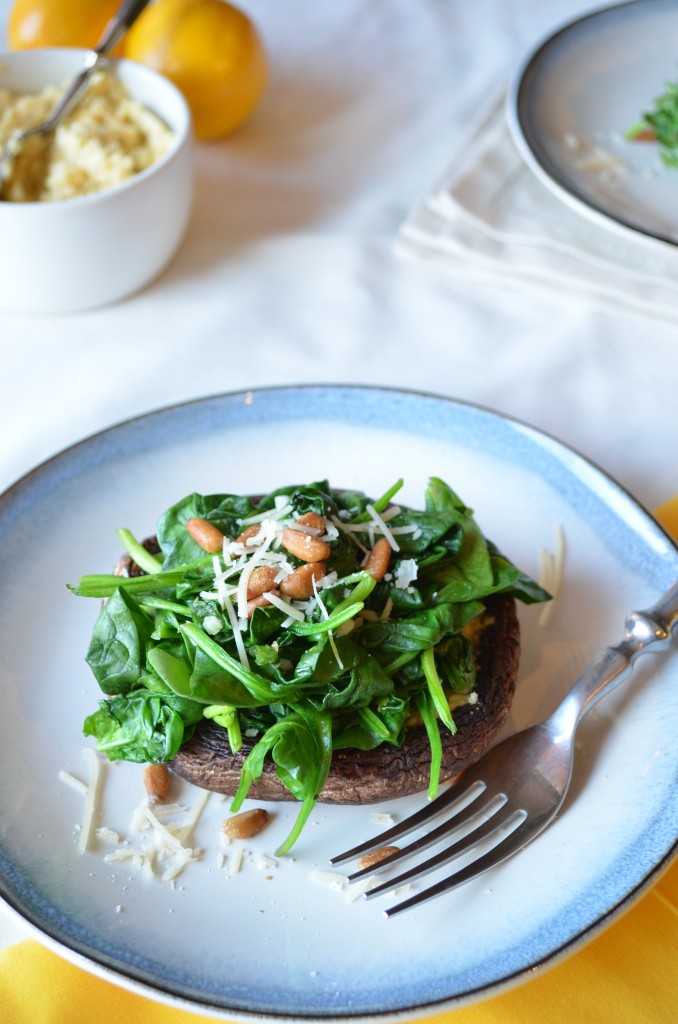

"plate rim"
[0,381,672,542]
[506,0,678,249]
[1,382,677,1022]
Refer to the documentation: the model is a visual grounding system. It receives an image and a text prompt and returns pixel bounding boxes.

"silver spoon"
[0,0,151,190]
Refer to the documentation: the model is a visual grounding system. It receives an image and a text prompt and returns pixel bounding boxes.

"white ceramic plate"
[1,386,677,1021]
[507,0,678,245]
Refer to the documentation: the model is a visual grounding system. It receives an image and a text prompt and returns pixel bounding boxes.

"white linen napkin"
[396,96,678,323]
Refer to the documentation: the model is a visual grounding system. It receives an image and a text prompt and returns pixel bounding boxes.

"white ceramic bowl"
[0,48,193,315]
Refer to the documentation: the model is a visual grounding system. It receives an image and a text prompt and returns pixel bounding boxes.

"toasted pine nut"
[362,537,392,580]
[247,592,277,617]
[295,511,327,535]
[280,561,326,600]
[222,808,270,840]
[281,528,331,562]
[357,845,399,870]
[235,524,261,546]
[186,517,225,553]
[246,565,279,599]
[143,763,170,802]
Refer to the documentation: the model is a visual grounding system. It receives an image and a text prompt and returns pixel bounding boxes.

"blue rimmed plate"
[508,0,678,246]
[0,385,677,1021]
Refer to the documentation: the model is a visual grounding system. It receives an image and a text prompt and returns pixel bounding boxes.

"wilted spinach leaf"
[85,588,155,695]
[157,492,256,569]
[83,691,203,763]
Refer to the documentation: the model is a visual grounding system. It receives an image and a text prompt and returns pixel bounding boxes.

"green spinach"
[71,477,550,854]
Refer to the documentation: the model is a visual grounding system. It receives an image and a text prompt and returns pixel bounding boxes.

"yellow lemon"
[655,494,678,542]
[8,0,122,50]
[123,0,267,139]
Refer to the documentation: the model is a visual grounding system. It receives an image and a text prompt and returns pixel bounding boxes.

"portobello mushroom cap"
[119,539,521,805]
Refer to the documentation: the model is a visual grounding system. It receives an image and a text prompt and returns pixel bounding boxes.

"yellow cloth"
[1,861,677,1023]
[3,498,678,1024]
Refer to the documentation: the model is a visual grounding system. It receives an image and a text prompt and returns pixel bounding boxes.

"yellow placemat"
[2,860,677,1024]
[3,497,678,1024]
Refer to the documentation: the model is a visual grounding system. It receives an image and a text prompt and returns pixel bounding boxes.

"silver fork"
[0,0,151,188]
[331,581,678,917]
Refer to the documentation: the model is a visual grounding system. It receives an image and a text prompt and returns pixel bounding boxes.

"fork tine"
[381,810,531,917]
[346,791,508,882]
[330,778,487,865]
[362,807,526,901]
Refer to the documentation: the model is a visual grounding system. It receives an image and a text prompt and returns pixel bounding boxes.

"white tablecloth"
[1,0,677,950]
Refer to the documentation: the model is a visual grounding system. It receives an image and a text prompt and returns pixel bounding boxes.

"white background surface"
[1,0,677,954]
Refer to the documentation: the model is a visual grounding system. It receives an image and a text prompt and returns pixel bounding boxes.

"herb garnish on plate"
[627,77,678,167]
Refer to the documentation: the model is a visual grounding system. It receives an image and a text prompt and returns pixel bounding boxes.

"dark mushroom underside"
[170,594,520,804]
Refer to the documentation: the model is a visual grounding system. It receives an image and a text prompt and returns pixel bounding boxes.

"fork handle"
[551,579,678,732]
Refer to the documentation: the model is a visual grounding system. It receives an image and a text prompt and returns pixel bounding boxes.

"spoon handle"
[23,0,152,138]
[97,0,152,56]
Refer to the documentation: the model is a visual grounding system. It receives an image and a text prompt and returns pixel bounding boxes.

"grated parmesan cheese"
[221,586,250,668]
[235,521,278,619]
[321,522,340,542]
[392,883,418,898]
[170,789,210,844]
[309,870,348,891]
[575,145,626,176]
[379,505,402,522]
[343,875,380,903]
[331,513,421,548]
[286,521,322,536]
[316,570,338,590]
[101,788,211,883]
[149,802,189,819]
[538,524,565,627]
[95,826,122,845]
[393,559,418,590]
[202,614,222,635]
[262,591,306,621]
[229,848,245,874]
[365,504,400,549]
[238,502,294,527]
[255,853,278,872]
[79,748,104,854]
[59,769,88,796]
[371,812,395,826]
[330,515,369,552]
[312,575,343,669]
